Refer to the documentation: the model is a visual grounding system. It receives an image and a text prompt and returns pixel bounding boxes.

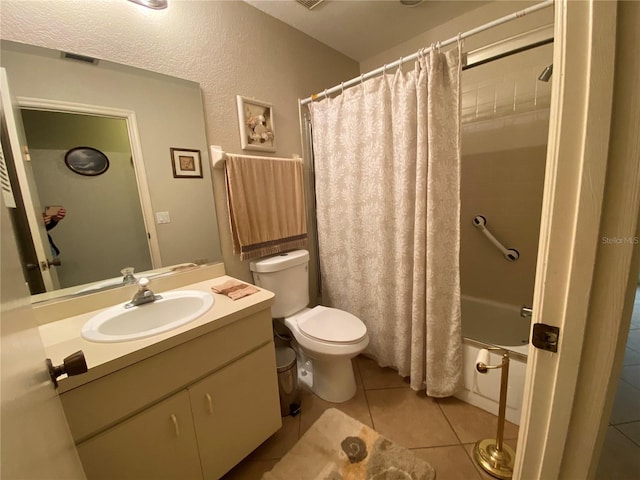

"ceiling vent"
[296,0,324,10]
[61,52,99,66]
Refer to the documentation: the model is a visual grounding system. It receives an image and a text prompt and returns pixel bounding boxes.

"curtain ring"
[398,56,403,72]
[341,82,345,94]
[324,89,328,99]
[360,74,365,85]
[383,63,387,75]
[436,41,441,52]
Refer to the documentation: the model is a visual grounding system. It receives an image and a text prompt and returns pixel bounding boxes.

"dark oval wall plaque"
[64,147,109,176]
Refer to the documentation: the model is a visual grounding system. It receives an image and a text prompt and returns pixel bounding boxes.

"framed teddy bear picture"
[236,95,276,152]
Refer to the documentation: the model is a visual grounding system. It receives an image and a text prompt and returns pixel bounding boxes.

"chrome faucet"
[520,306,533,318]
[125,278,161,308]
[121,267,137,285]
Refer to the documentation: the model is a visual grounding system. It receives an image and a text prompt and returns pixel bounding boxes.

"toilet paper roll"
[476,348,490,372]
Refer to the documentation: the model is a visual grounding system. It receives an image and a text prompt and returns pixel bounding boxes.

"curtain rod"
[299,0,553,106]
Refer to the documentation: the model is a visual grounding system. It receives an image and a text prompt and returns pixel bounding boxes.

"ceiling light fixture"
[128,0,168,10]
[400,0,425,7]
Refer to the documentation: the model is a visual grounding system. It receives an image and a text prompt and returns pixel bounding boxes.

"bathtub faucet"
[520,306,533,318]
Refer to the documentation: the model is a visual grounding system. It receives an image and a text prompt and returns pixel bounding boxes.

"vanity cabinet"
[59,308,282,480]
[189,343,281,479]
[77,390,202,480]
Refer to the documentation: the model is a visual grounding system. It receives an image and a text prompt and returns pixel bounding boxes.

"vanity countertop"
[39,276,274,393]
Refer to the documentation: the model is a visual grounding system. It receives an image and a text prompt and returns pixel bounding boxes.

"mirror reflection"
[1,40,223,300]
[23,110,152,291]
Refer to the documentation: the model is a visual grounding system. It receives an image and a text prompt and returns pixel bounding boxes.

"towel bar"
[209,145,301,169]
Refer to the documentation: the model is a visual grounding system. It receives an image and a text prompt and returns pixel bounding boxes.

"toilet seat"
[297,306,367,344]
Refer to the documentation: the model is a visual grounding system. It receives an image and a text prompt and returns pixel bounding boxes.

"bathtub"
[455,295,531,425]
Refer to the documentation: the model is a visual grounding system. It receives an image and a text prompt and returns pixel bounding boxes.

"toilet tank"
[250,250,309,318]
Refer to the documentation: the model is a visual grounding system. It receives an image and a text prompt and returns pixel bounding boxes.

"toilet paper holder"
[475,346,508,373]
[474,347,515,479]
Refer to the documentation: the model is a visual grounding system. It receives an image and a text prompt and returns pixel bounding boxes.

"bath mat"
[262,408,435,480]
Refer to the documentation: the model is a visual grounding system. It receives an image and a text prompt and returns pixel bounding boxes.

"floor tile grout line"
[460,440,485,479]
[435,399,464,446]
[616,377,640,392]
[362,385,411,392]
[363,385,376,431]
[612,425,640,448]
[355,358,376,430]
[408,442,470,451]
[610,419,640,426]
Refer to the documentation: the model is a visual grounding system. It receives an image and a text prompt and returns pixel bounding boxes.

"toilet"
[250,250,369,403]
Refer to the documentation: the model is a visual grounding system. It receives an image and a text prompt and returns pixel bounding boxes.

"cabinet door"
[77,390,202,480]
[189,343,281,479]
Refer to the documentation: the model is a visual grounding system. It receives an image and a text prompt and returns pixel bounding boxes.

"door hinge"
[532,323,560,353]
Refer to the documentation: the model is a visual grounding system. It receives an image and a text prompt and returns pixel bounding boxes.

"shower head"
[538,64,553,82]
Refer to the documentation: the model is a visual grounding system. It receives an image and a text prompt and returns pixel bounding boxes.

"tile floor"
[223,286,640,479]
[223,355,518,480]
[595,286,640,479]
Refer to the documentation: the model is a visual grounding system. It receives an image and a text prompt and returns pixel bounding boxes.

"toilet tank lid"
[249,250,309,273]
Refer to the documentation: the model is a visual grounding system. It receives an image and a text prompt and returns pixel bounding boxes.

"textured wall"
[0,0,359,282]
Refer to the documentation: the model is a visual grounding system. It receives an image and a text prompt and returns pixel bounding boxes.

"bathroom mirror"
[1,40,223,301]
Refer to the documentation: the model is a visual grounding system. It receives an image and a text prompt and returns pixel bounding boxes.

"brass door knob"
[47,351,87,388]
[47,258,61,267]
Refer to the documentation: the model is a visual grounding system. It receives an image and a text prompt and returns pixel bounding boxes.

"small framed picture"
[170,148,202,178]
[236,95,276,152]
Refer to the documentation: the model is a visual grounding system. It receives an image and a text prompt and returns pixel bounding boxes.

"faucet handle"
[138,277,150,288]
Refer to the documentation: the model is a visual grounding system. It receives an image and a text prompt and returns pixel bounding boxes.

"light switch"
[156,211,171,224]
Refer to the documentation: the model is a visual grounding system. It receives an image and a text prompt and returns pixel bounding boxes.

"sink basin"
[82,290,214,343]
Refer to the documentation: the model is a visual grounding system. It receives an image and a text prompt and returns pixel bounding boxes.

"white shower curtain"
[309,48,463,397]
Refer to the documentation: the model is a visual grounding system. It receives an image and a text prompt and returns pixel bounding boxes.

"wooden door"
[0,170,85,477]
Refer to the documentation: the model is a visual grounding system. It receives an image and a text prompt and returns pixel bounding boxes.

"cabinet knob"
[46,350,87,388]
[205,393,213,414]
[170,414,180,437]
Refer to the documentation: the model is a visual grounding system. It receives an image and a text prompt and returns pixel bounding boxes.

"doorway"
[19,109,152,291]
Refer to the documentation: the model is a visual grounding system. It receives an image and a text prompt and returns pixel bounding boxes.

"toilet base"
[304,356,357,403]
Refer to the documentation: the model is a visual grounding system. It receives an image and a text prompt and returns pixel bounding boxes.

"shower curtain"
[309,48,463,397]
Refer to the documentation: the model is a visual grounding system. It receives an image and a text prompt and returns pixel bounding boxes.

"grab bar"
[472,215,520,262]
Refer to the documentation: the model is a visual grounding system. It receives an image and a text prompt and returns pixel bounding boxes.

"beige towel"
[225,154,307,260]
[211,279,259,300]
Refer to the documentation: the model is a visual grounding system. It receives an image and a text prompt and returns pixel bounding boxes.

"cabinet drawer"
[77,390,202,480]
[62,309,272,442]
[189,343,281,479]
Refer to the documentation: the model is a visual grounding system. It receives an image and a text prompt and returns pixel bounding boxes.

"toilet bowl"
[250,250,369,403]
[283,306,369,403]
